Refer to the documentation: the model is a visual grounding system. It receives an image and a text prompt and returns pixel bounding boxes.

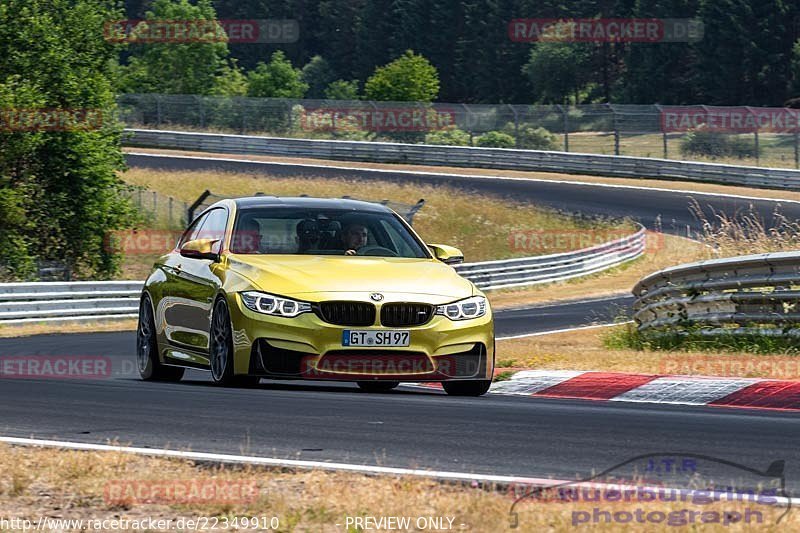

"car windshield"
[229,207,431,258]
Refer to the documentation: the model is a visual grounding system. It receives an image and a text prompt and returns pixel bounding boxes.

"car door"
[168,207,229,355]
[159,211,211,352]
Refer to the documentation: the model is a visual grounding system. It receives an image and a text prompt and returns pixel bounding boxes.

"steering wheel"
[356,245,398,257]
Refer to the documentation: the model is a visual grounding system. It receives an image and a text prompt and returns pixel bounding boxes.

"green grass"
[493,370,516,382]
[604,322,800,355]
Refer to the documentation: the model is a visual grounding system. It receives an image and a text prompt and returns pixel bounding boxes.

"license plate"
[342,330,410,347]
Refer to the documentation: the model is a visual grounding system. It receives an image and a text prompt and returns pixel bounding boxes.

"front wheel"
[442,379,491,397]
[357,381,399,393]
[209,298,260,387]
[137,294,184,382]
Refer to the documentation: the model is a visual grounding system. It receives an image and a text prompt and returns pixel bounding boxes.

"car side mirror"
[428,244,464,265]
[180,238,219,261]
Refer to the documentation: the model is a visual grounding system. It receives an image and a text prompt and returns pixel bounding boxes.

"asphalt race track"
[1,298,799,492]
[1,331,799,492]
[493,295,632,338]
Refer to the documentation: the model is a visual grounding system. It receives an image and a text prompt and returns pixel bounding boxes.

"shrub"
[424,126,471,146]
[324,79,360,100]
[476,131,516,148]
[680,126,759,158]
[514,125,557,150]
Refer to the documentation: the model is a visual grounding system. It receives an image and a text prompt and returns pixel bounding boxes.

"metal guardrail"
[0,228,645,323]
[0,281,142,324]
[124,129,800,191]
[633,252,800,335]
[457,227,645,290]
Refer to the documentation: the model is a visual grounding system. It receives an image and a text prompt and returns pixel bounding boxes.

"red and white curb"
[414,371,800,411]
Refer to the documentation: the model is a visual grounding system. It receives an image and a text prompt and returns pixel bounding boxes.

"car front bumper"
[227,292,495,381]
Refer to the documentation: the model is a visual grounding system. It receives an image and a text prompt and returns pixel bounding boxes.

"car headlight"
[436,296,487,321]
[240,291,311,318]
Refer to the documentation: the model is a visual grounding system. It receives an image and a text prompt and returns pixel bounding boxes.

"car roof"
[231,196,392,213]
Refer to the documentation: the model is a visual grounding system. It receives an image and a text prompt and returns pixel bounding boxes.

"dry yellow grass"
[0,443,792,532]
[497,325,800,380]
[489,233,709,310]
[0,319,137,338]
[126,147,800,203]
[122,167,629,265]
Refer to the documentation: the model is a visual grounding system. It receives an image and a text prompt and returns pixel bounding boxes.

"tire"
[209,297,260,387]
[137,294,184,382]
[442,379,492,397]
[357,381,399,393]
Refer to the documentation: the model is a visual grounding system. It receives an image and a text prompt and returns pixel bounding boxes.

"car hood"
[227,254,474,299]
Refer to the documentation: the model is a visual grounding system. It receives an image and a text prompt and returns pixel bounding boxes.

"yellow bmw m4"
[137,196,494,396]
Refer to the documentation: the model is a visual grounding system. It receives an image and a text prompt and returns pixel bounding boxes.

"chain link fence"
[118,94,800,169]
[124,187,189,229]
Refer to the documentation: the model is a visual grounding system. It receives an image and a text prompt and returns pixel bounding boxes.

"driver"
[342,223,368,255]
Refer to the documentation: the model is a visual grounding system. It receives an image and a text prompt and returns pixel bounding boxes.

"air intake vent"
[380,303,435,327]
[317,301,376,326]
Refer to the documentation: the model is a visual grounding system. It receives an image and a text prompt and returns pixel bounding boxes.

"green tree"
[118,0,231,95]
[211,60,248,96]
[620,0,700,103]
[0,0,136,280]
[693,0,790,105]
[522,42,593,104]
[324,80,361,100]
[247,51,308,98]
[790,40,800,98]
[301,55,337,99]
[364,50,440,102]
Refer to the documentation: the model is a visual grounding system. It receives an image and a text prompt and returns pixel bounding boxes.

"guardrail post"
[370,102,380,137]
[513,106,521,148]
[286,100,294,133]
[795,129,799,170]
[611,104,620,156]
[654,104,667,158]
[754,131,760,165]
[462,104,474,146]
[156,95,162,128]
[558,104,569,151]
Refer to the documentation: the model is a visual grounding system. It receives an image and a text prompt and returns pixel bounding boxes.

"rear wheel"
[357,381,399,393]
[210,298,260,387]
[442,379,491,397]
[137,294,184,382]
